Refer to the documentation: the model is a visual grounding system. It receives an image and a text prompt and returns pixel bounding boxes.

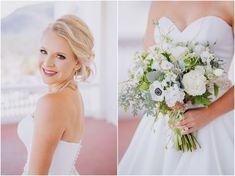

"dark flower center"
[155,88,162,96]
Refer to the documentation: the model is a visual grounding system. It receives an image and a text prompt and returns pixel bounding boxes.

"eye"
[57,54,66,60]
[40,49,47,55]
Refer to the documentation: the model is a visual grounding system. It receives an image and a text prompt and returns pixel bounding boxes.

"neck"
[49,79,77,93]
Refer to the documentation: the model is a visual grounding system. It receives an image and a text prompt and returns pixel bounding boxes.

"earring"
[74,70,80,81]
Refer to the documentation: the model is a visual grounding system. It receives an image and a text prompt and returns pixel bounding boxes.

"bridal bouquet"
[119,23,226,152]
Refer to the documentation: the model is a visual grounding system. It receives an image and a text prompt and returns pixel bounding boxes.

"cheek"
[58,61,74,74]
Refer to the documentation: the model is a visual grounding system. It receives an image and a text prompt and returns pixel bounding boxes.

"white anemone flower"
[150,81,165,101]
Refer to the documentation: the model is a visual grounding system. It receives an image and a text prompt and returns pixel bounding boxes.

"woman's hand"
[176,107,213,134]
[176,86,234,134]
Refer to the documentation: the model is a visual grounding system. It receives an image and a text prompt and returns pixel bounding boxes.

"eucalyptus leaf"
[146,71,163,83]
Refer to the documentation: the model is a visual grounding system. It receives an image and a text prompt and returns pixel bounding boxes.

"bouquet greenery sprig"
[119,22,228,152]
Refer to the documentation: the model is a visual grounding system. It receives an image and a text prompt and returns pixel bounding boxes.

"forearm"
[28,159,50,175]
[206,86,234,120]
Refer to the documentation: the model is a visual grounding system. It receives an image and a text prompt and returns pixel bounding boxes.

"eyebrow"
[56,52,67,56]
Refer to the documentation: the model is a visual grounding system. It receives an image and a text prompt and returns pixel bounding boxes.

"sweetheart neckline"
[158,15,232,33]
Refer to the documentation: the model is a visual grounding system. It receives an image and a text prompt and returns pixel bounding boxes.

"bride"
[17,15,94,174]
[119,1,234,175]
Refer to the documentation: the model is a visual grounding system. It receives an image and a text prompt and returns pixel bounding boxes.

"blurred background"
[1,1,117,175]
[118,1,234,163]
[118,1,151,163]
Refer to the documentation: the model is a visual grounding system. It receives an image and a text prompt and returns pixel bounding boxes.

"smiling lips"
[42,67,57,77]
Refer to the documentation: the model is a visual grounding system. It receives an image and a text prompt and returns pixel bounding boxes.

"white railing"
[1,83,102,124]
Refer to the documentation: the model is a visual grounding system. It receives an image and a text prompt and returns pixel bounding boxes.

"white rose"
[170,46,188,60]
[160,60,174,70]
[213,68,224,76]
[150,81,165,101]
[165,84,185,107]
[182,70,207,96]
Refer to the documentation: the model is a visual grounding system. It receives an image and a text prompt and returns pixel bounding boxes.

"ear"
[74,60,81,71]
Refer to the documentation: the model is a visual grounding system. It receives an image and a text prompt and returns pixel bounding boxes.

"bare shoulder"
[34,93,68,129]
[224,1,234,19]
[223,1,233,11]
[216,1,234,18]
[150,1,169,19]
[219,1,234,27]
[36,93,67,115]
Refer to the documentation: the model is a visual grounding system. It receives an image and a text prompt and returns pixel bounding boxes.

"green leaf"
[214,83,219,97]
[149,59,153,66]
[124,106,128,112]
[192,91,212,107]
[143,75,149,83]
[157,74,165,82]
[159,102,170,114]
[161,52,171,62]
[147,67,152,72]
[139,82,149,90]
[192,94,211,107]
[141,52,149,60]
[184,55,200,72]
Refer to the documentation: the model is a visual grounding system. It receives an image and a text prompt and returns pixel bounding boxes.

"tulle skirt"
[119,110,234,175]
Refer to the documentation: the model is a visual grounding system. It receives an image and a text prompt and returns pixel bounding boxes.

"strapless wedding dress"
[119,16,234,175]
[17,115,81,175]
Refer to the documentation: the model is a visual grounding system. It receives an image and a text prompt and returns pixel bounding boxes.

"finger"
[177,117,193,126]
[185,122,195,128]
[178,122,195,131]
[182,127,196,135]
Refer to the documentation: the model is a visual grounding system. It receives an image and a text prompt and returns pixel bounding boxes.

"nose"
[43,55,55,67]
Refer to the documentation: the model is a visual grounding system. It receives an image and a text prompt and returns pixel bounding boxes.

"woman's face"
[39,29,80,86]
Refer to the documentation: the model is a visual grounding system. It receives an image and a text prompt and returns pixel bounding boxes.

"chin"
[40,73,58,85]
[41,77,56,85]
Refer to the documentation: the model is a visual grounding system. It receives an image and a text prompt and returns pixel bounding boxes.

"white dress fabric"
[17,115,81,175]
[119,16,234,175]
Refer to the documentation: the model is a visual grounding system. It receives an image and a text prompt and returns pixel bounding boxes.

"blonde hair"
[46,15,94,81]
